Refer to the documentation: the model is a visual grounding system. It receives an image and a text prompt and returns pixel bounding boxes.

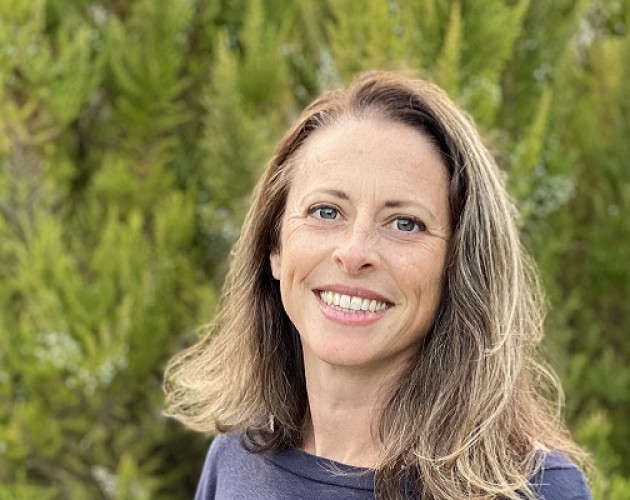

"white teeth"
[339,295,351,308]
[318,291,389,313]
[349,296,362,310]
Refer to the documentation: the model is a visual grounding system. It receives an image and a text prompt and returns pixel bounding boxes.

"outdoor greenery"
[0,0,628,498]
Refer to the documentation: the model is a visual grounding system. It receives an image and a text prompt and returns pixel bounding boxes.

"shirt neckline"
[265,446,376,491]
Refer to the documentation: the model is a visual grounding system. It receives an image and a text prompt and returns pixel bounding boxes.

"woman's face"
[270,116,451,375]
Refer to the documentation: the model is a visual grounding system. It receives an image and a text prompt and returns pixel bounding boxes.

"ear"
[270,251,281,280]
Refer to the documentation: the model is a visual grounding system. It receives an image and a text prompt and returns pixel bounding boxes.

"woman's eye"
[310,206,339,220]
[392,217,425,233]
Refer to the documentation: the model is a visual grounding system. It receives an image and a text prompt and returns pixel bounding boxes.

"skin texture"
[269,117,451,466]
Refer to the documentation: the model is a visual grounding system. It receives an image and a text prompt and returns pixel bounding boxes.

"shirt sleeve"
[194,436,225,500]
[533,452,592,500]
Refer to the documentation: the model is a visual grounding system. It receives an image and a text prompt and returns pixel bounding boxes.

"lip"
[314,284,393,304]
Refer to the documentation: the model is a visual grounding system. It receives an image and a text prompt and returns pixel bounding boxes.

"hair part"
[164,71,589,499]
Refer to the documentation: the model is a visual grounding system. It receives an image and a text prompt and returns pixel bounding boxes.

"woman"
[164,71,592,499]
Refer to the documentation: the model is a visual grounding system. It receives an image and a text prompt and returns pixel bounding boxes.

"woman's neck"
[300,354,402,469]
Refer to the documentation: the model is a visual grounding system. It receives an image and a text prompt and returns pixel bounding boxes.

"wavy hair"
[164,71,588,499]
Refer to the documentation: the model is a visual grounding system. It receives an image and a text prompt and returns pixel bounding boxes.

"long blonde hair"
[164,71,588,499]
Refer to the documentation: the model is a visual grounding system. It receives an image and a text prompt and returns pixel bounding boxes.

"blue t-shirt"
[195,432,591,499]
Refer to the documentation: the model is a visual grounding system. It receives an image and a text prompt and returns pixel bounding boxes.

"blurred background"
[0,0,628,498]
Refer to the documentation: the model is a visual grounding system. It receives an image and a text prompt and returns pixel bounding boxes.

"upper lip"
[315,284,393,304]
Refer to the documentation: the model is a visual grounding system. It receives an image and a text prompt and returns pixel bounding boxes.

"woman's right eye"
[309,206,339,220]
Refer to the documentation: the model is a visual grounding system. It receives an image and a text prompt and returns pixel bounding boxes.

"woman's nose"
[332,223,380,276]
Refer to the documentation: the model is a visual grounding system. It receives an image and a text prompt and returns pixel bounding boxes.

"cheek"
[398,252,446,299]
[275,232,324,286]
[286,222,331,256]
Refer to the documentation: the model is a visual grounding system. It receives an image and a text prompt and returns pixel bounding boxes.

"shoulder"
[195,433,249,500]
[530,451,592,500]
[201,432,245,474]
[206,432,241,460]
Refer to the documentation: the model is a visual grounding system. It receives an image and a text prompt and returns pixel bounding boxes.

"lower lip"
[315,292,391,326]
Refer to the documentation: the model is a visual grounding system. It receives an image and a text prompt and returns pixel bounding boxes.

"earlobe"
[270,252,281,280]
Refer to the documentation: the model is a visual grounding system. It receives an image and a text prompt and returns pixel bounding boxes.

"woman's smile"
[314,286,393,327]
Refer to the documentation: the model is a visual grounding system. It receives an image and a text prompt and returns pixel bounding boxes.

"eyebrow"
[309,189,438,221]
[318,188,349,200]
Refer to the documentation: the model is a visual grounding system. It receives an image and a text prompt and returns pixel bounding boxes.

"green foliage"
[328,0,408,77]
[434,1,462,95]
[107,0,194,147]
[518,1,630,495]
[1,0,629,497]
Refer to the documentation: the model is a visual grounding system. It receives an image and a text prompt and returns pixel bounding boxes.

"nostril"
[332,240,379,275]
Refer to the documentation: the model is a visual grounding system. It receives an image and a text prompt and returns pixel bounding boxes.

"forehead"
[288,117,450,208]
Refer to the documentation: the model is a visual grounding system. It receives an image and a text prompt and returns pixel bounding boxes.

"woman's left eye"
[309,205,340,220]
[390,217,425,233]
